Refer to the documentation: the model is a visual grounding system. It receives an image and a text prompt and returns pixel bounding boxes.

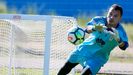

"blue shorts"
[67,44,107,75]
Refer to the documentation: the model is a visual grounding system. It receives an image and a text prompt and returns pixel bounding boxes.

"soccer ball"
[67,26,85,45]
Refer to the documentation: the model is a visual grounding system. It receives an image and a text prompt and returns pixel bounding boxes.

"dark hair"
[110,4,123,16]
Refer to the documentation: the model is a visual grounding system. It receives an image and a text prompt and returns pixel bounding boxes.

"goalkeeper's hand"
[107,28,120,43]
[92,24,106,32]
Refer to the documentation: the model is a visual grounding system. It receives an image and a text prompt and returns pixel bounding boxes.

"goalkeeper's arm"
[85,24,105,34]
[108,28,129,50]
[111,28,129,50]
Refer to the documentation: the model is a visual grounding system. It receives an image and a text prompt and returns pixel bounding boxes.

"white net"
[0,15,77,75]
[0,19,46,75]
[49,17,79,75]
[0,20,12,75]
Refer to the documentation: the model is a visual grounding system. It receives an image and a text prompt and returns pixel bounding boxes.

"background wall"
[5,0,133,22]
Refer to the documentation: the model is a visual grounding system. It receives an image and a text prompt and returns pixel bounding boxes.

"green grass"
[0,67,114,75]
[0,67,8,75]
[0,67,43,75]
[123,23,133,42]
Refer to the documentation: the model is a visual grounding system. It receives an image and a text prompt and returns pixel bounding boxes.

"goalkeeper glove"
[92,24,106,32]
[108,28,121,44]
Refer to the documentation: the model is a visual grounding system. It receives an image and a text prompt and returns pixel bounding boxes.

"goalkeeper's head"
[106,4,123,28]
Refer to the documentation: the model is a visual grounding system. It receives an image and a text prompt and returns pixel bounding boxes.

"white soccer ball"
[67,26,85,45]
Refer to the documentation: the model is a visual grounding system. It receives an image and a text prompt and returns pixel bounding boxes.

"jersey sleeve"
[87,16,106,26]
[117,24,129,50]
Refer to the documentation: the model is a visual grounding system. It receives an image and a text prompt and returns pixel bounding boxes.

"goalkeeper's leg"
[57,61,78,75]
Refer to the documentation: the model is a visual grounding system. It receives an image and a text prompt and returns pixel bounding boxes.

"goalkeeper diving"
[58,4,129,75]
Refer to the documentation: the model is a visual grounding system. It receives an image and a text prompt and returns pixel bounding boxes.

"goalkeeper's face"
[107,7,121,28]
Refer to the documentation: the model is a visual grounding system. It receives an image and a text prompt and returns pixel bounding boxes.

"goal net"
[0,14,77,75]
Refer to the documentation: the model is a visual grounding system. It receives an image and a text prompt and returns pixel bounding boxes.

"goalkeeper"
[58,4,129,75]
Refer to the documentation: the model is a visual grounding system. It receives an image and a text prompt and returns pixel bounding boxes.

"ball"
[67,26,85,45]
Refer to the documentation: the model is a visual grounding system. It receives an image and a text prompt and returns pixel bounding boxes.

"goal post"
[0,14,77,75]
[43,16,52,75]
